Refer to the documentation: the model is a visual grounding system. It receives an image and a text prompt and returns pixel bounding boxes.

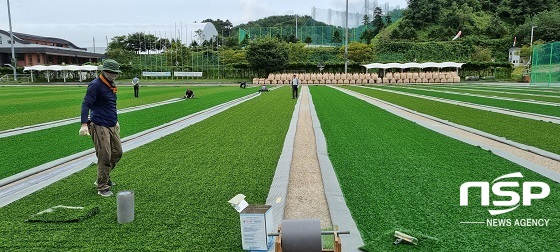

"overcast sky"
[0,0,407,48]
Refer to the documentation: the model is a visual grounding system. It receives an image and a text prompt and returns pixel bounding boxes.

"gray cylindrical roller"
[281,219,322,252]
[117,191,134,224]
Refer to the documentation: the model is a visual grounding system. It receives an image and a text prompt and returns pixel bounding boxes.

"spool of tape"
[281,219,322,252]
[117,191,134,224]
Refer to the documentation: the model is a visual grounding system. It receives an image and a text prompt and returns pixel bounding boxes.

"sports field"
[0,83,558,251]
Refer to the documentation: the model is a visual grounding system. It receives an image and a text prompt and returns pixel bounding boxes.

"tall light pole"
[344,0,349,74]
[530,25,537,47]
[295,14,298,40]
[529,25,538,66]
[7,0,17,80]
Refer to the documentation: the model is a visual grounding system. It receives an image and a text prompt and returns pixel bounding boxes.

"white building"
[509,47,521,66]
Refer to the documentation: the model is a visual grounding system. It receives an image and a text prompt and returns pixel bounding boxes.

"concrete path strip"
[425,86,560,99]
[394,85,560,107]
[359,86,560,124]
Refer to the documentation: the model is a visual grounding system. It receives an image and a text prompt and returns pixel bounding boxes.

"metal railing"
[0,74,31,82]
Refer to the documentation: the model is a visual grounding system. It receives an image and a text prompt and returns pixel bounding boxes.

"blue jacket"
[81,77,118,127]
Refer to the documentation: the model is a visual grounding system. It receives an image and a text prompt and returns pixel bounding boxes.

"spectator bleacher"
[253,71,460,85]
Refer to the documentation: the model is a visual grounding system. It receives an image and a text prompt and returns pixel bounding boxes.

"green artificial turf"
[344,86,560,155]
[0,86,254,180]
[425,85,560,97]
[0,85,203,130]
[0,86,296,251]
[375,85,560,118]
[26,205,100,223]
[309,86,560,251]
[448,84,560,94]
[407,86,560,103]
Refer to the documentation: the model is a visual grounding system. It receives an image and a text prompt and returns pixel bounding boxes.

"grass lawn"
[344,86,560,156]
[310,86,560,251]
[404,85,560,103]
[0,86,254,180]
[0,87,296,251]
[0,85,207,130]
[424,85,560,97]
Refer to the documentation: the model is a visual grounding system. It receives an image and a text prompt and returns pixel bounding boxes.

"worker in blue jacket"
[79,59,123,197]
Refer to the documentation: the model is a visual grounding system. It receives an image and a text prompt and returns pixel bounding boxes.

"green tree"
[498,0,558,25]
[385,15,392,26]
[304,36,312,45]
[514,8,560,45]
[286,42,310,64]
[332,30,342,44]
[163,38,191,69]
[106,48,135,66]
[532,9,560,43]
[360,29,375,44]
[245,37,289,76]
[107,35,128,52]
[471,46,492,62]
[126,32,159,52]
[341,42,374,63]
[240,34,250,47]
[220,49,247,65]
[372,7,385,36]
[285,34,299,43]
[363,15,371,27]
[405,0,444,29]
[485,15,509,39]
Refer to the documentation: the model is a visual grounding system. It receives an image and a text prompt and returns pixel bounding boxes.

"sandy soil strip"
[284,86,332,229]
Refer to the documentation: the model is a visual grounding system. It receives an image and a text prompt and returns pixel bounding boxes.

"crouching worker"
[239,82,247,89]
[184,88,194,99]
[79,59,123,197]
[258,84,269,92]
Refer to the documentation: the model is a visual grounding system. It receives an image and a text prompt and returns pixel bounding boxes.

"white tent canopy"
[23,65,99,71]
[363,62,465,70]
[23,65,99,82]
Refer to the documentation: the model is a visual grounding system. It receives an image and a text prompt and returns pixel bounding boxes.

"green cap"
[98,59,122,73]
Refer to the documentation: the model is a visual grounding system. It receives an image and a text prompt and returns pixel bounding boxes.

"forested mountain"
[237,15,329,29]
[393,0,560,45]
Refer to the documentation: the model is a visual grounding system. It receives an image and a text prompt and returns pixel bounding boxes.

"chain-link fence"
[531,42,560,86]
[239,25,369,46]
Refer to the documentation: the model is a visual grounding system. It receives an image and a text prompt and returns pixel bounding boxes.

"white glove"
[115,121,120,135]
[79,125,90,136]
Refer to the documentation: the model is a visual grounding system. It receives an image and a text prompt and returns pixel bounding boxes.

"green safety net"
[531,42,560,86]
[238,25,369,46]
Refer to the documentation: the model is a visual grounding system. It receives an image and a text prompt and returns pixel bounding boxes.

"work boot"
[98,189,113,197]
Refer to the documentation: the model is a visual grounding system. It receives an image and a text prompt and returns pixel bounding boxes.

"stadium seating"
[259,71,461,85]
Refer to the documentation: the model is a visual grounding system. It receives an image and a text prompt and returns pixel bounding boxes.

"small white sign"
[142,72,171,77]
[174,72,203,77]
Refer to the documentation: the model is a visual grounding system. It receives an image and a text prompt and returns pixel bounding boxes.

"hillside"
[391,0,560,45]
[236,15,329,29]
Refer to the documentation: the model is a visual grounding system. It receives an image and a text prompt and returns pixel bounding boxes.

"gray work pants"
[89,122,122,191]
